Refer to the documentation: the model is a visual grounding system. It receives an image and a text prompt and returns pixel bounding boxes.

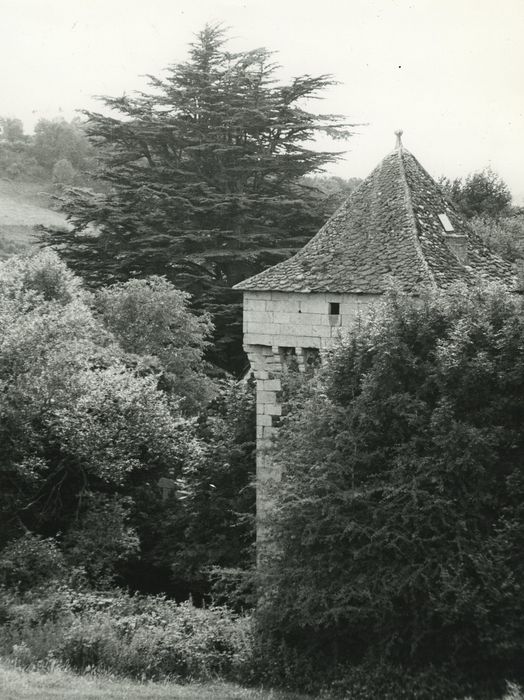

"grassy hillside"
[0,179,67,259]
[0,662,310,700]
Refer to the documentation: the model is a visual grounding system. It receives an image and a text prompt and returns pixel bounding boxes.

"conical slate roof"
[234,135,515,294]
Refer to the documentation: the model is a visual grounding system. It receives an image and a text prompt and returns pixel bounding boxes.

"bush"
[0,587,252,682]
[0,534,66,591]
[257,283,524,696]
[58,602,251,680]
[52,158,76,187]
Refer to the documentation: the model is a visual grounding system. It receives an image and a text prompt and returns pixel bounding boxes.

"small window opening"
[329,302,340,316]
[438,213,454,232]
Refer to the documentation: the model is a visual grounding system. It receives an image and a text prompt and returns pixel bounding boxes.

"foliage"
[63,495,140,587]
[0,587,252,683]
[257,283,524,695]
[0,116,93,184]
[0,118,25,143]
[302,174,362,210]
[33,117,94,175]
[52,158,76,187]
[439,168,512,219]
[95,276,214,413]
[135,379,256,597]
[0,232,30,260]
[0,250,256,594]
[0,533,66,592]
[0,117,45,181]
[469,215,524,262]
[0,250,196,583]
[41,25,354,372]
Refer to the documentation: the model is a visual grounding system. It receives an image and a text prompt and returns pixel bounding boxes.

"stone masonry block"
[267,403,282,416]
[275,336,297,347]
[268,297,300,309]
[263,379,281,391]
[257,390,278,404]
[294,312,324,325]
[271,312,291,325]
[260,403,282,416]
[310,325,331,337]
[245,322,271,335]
[244,298,267,311]
[297,336,321,348]
[248,311,275,324]
[247,291,272,301]
[245,333,274,346]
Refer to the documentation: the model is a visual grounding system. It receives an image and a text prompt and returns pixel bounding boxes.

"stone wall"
[243,290,377,349]
[243,290,379,545]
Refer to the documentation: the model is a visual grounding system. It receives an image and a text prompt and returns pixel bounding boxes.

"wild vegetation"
[0,250,255,597]
[0,115,94,186]
[2,22,524,700]
[256,283,524,698]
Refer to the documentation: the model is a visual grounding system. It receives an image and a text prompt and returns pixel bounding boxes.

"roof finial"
[395,129,403,150]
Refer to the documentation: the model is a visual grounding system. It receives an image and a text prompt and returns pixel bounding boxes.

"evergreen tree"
[42,26,354,371]
[257,284,524,695]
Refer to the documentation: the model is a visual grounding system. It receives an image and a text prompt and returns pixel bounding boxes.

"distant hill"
[0,179,67,259]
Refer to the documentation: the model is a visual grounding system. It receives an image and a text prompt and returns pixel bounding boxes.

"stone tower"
[234,133,515,544]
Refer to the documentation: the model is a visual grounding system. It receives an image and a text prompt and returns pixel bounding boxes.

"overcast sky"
[2,0,523,200]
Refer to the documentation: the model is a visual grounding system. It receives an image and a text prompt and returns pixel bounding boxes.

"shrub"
[52,158,76,187]
[0,587,252,682]
[0,534,66,591]
[257,283,524,696]
[56,600,252,680]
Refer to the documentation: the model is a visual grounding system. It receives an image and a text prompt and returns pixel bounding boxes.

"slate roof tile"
[234,137,516,293]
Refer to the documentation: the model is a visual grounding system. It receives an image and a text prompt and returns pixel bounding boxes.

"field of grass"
[0,179,67,258]
[2,662,523,700]
[0,661,312,700]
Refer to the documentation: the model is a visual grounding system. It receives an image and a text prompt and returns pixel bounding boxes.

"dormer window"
[329,302,340,315]
[438,213,454,232]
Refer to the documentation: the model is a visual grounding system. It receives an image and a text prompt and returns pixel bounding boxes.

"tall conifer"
[44,26,354,370]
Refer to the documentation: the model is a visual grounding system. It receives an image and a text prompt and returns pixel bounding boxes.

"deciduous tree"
[0,251,195,582]
[439,167,512,219]
[95,276,215,413]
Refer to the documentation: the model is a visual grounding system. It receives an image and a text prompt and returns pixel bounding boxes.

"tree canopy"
[94,276,215,413]
[0,252,189,556]
[0,250,255,591]
[0,116,94,184]
[42,25,354,371]
[439,167,512,220]
[258,283,524,692]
